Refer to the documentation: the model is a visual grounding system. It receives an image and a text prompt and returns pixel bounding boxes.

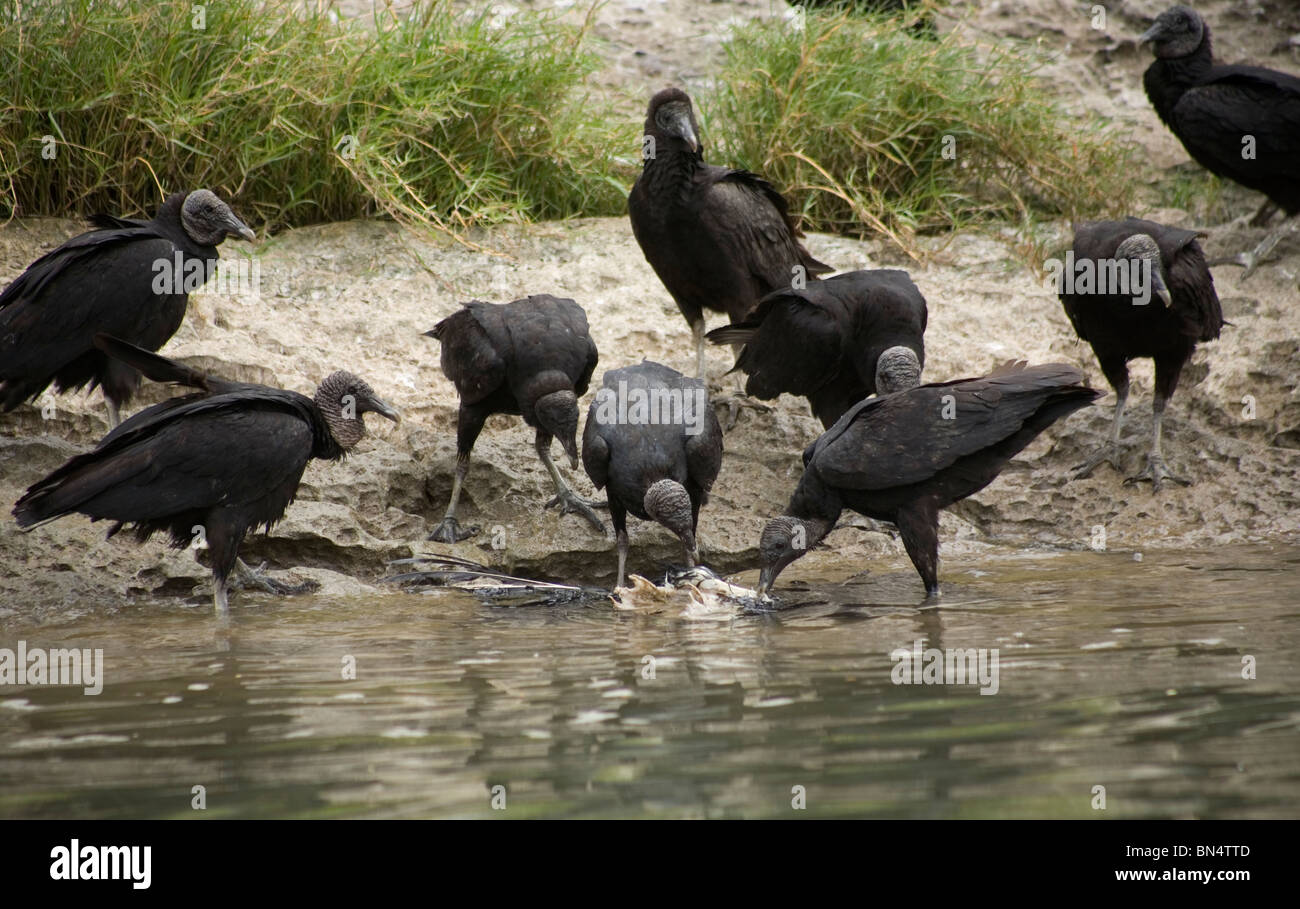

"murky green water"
[2,543,1298,819]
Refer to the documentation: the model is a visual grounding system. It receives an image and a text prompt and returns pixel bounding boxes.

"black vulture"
[1059,218,1224,490]
[627,88,832,380]
[706,269,927,429]
[581,360,723,587]
[1140,5,1300,278]
[425,294,603,543]
[0,190,255,427]
[755,362,1098,598]
[13,335,399,617]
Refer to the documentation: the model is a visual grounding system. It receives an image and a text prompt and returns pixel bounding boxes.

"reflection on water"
[1,544,1298,818]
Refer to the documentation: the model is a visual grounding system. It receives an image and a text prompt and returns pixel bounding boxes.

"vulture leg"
[896,498,941,598]
[1125,352,1192,492]
[611,503,630,589]
[213,579,231,621]
[615,528,630,589]
[687,497,704,565]
[206,522,243,619]
[232,558,320,596]
[1074,356,1129,478]
[430,408,485,543]
[536,431,606,532]
[1250,199,1278,228]
[692,318,708,380]
[712,343,772,432]
[105,398,122,431]
[1210,216,1297,280]
[429,453,478,543]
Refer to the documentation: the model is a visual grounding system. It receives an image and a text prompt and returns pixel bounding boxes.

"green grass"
[1153,164,1229,224]
[0,0,628,235]
[2,2,1137,249]
[703,8,1134,254]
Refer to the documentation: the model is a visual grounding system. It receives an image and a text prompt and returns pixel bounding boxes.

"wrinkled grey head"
[314,371,400,450]
[535,389,580,466]
[647,87,700,154]
[1115,233,1172,307]
[181,189,256,245]
[756,515,830,597]
[643,479,696,563]
[875,346,922,396]
[1139,5,1205,58]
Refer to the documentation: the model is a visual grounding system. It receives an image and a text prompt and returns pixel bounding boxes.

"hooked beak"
[368,397,401,425]
[756,564,777,599]
[226,214,256,242]
[1137,23,1164,46]
[1152,271,1172,308]
[669,110,700,154]
[563,436,579,470]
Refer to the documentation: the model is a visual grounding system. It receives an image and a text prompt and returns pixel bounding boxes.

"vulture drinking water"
[756,362,1098,598]
[13,336,399,617]
[1058,217,1224,490]
[0,190,255,427]
[581,360,723,587]
[707,268,927,429]
[425,294,603,543]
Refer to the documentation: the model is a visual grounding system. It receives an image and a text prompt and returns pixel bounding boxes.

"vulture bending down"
[1059,218,1223,490]
[13,336,399,617]
[707,269,927,429]
[756,362,1098,598]
[0,190,255,427]
[581,361,723,587]
[425,294,603,543]
[628,88,832,380]
[1140,5,1300,279]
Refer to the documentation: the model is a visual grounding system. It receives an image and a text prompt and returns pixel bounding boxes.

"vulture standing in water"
[707,269,927,429]
[628,88,832,382]
[13,336,400,617]
[1059,218,1223,490]
[1140,5,1300,278]
[425,294,603,543]
[581,361,723,588]
[756,362,1098,598]
[0,190,255,427]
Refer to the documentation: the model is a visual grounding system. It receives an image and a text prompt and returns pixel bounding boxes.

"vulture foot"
[1123,456,1191,493]
[545,489,607,533]
[428,517,479,543]
[233,561,320,596]
[713,392,771,432]
[1073,446,1124,480]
